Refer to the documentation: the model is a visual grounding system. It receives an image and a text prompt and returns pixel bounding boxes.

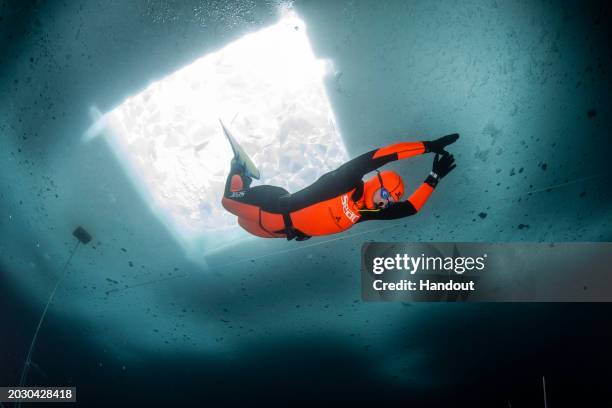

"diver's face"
[372,188,395,209]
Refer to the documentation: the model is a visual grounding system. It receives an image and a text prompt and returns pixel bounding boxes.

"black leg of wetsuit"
[224,159,290,212]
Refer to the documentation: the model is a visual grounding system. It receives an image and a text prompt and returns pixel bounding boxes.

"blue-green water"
[1,0,611,406]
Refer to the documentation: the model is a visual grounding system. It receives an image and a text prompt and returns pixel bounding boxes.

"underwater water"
[1,0,611,406]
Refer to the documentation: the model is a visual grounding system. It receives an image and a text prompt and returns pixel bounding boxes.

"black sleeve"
[356,201,417,222]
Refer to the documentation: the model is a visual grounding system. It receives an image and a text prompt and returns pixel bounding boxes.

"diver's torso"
[287,190,362,236]
[224,188,363,238]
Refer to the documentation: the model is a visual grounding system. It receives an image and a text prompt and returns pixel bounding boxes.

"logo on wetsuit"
[341,194,359,223]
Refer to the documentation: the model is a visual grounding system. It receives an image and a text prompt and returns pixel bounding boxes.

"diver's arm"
[372,134,459,169]
[357,153,456,222]
[338,134,459,180]
[346,142,427,178]
[286,135,460,212]
[356,180,433,221]
[292,141,430,205]
[357,200,417,221]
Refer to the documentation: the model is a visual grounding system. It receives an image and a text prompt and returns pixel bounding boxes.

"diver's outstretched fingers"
[441,153,454,165]
[432,151,456,179]
[425,133,460,154]
[434,153,440,166]
[442,133,460,144]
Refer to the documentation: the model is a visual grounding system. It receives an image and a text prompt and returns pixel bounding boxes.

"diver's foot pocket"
[220,119,261,180]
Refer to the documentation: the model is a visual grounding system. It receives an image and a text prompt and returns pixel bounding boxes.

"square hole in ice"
[98,12,348,253]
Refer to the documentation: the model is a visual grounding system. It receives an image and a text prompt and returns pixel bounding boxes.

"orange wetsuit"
[221,141,440,240]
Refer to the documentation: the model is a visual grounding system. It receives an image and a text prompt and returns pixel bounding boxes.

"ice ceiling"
[94,11,348,252]
[2,0,610,391]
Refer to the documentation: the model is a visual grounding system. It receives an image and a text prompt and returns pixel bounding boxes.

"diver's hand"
[432,152,456,179]
[426,153,456,187]
[424,133,459,154]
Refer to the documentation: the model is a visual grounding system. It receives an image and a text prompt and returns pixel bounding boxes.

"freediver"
[221,128,459,241]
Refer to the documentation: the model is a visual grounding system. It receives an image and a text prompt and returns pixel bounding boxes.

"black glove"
[424,133,460,154]
[425,153,456,187]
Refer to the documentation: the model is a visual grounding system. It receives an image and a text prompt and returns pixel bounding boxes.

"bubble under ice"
[101,12,348,247]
